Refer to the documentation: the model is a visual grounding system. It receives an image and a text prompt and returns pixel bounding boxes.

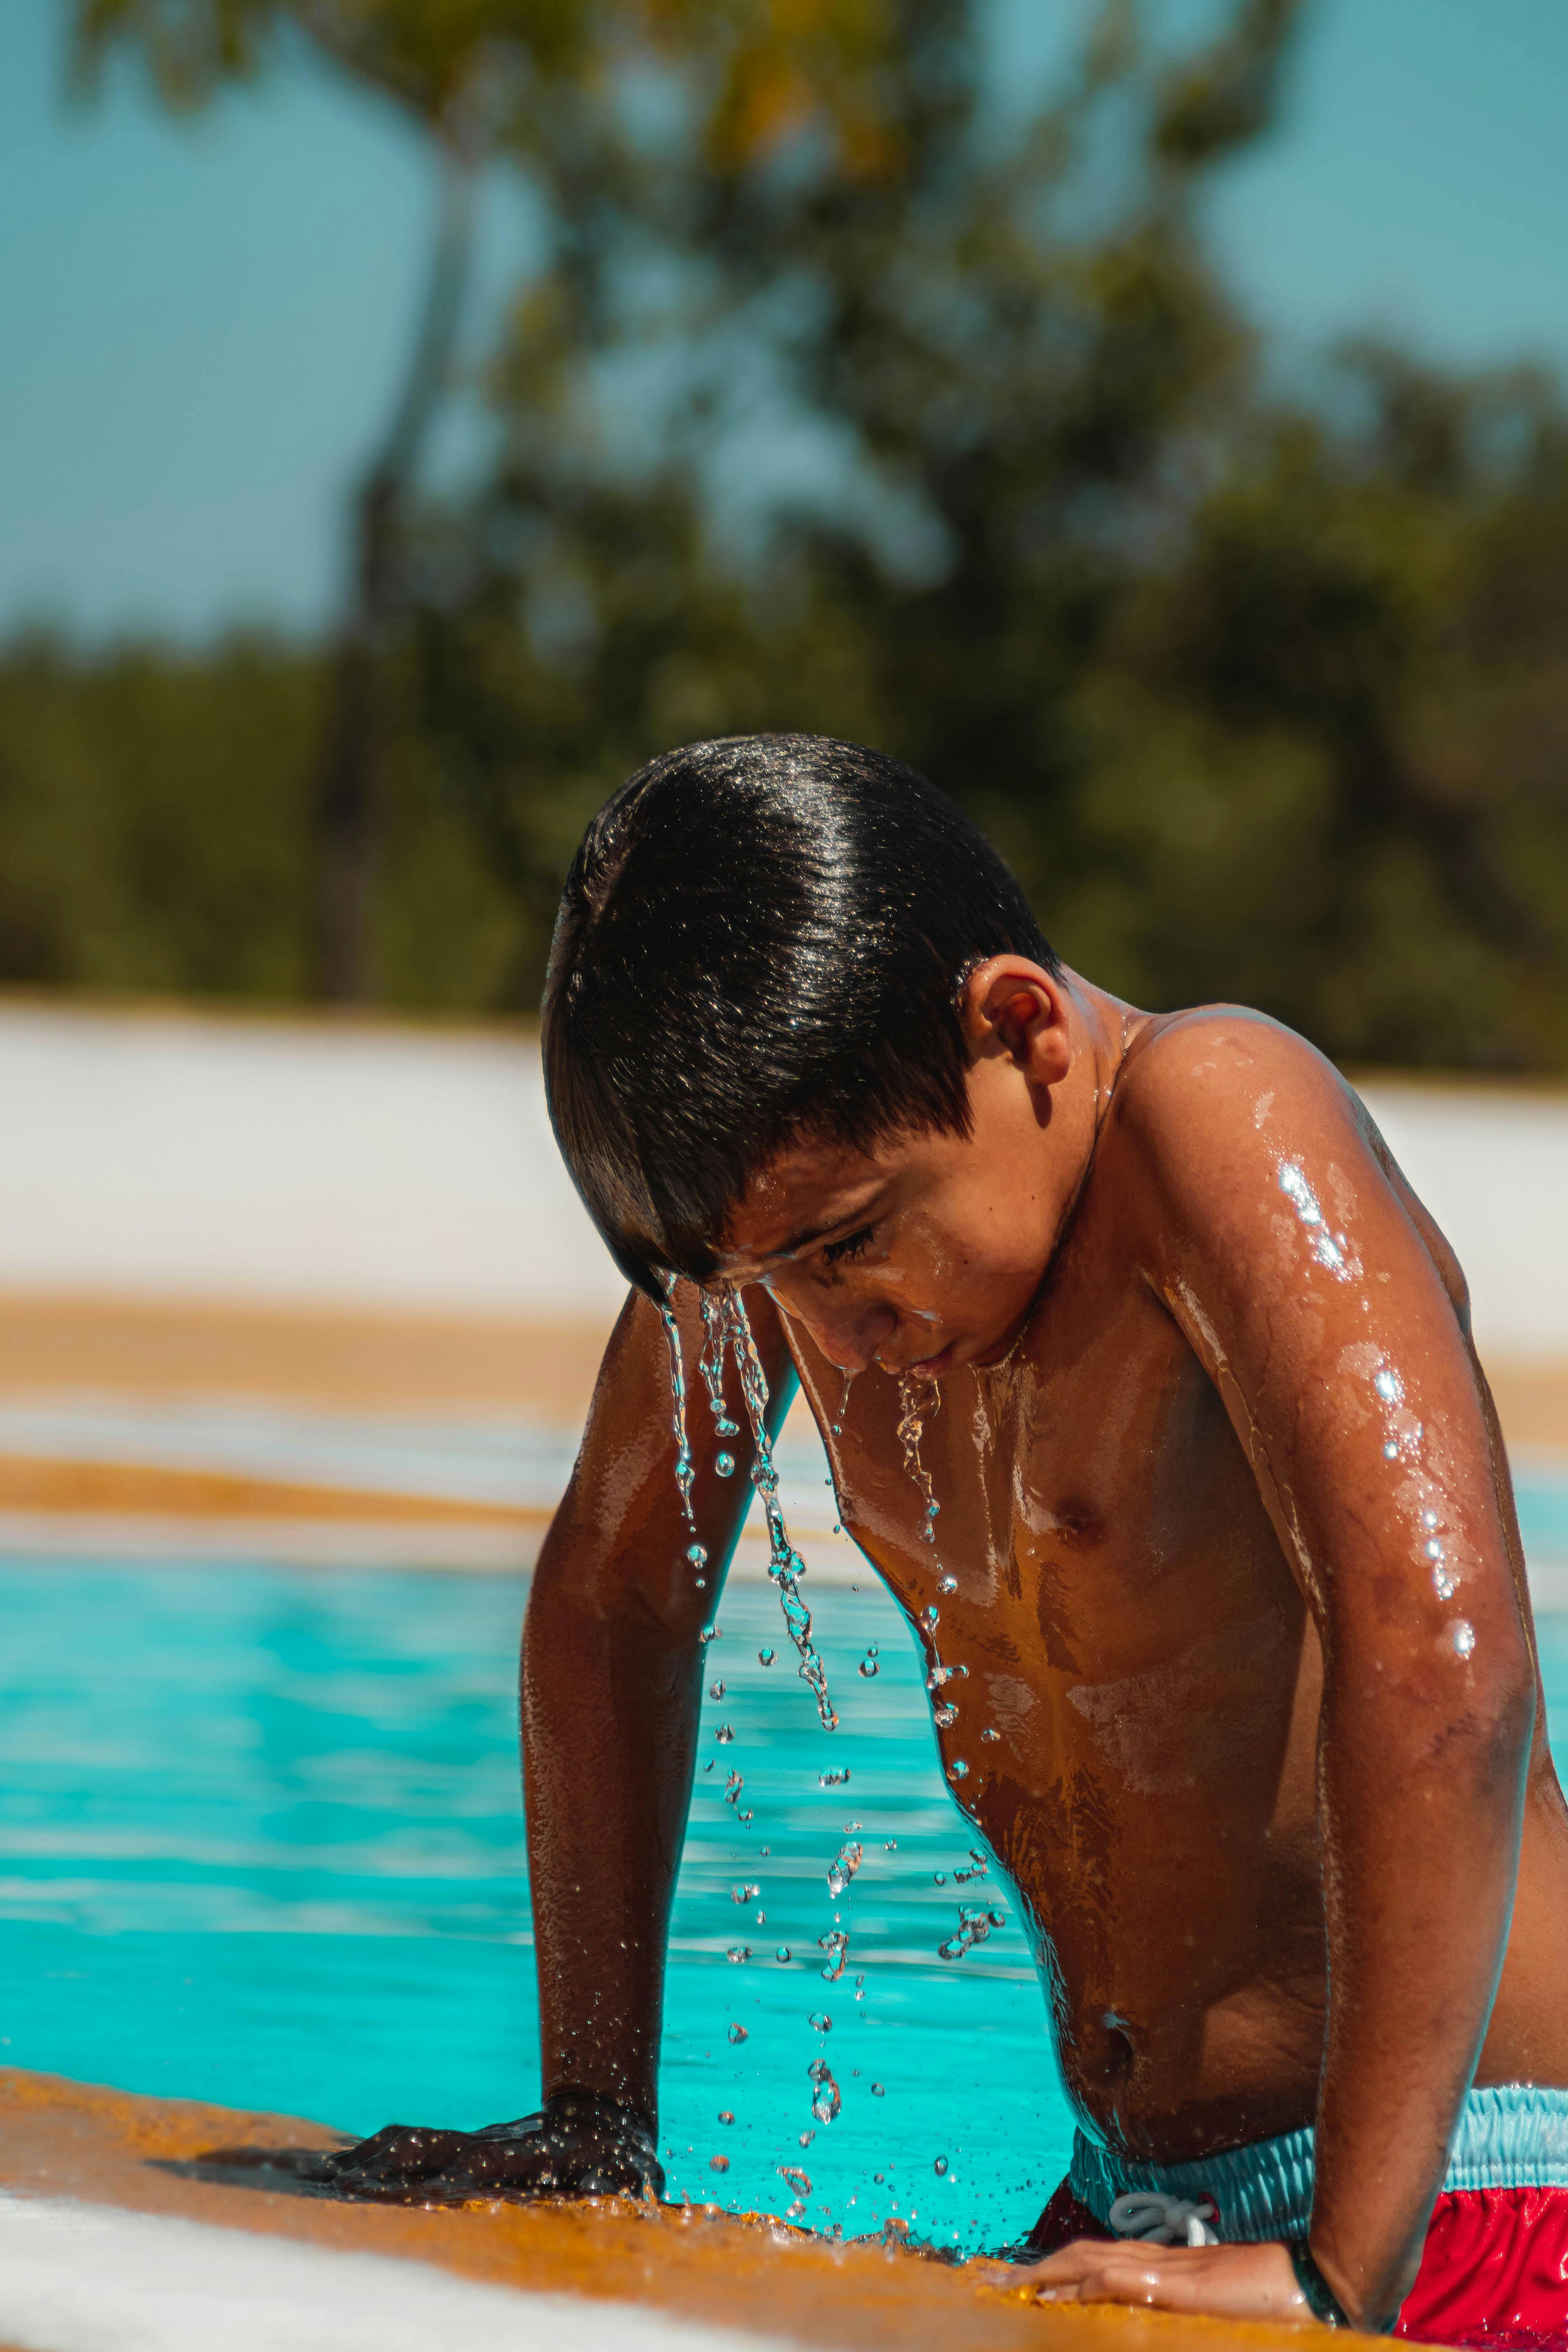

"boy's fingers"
[323,2124,473,2184]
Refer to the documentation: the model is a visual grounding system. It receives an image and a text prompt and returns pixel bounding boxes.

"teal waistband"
[1068,2085,1568,2243]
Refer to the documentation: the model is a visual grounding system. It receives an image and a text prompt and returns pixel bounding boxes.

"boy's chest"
[790,1255,1294,1700]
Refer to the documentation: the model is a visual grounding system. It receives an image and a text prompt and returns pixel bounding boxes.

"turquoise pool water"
[3,1474,1567,2255]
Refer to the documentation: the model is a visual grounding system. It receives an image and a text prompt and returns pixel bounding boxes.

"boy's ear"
[958,957,1073,1086]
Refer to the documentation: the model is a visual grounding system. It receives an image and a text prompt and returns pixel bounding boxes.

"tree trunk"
[314,122,481,1004]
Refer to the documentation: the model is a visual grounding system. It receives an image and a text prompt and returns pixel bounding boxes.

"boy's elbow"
[531,1477,709,1647]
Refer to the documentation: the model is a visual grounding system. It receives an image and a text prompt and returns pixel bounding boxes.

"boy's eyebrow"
[764,1187,891,1264]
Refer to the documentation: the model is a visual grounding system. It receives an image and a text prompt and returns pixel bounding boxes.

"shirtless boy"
[328,734,1568,2341]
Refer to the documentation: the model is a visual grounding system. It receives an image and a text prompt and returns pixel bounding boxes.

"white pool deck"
[0,1002,1565,1589]
[0,2193,785,2352]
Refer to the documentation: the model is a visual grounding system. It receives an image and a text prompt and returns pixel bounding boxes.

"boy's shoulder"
[1103,1003,1374,1220]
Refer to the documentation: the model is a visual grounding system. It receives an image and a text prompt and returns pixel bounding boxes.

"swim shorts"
[1024,2085,1568,2348]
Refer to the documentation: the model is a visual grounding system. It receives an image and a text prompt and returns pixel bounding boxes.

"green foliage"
[37,0,1568,1065]
[0,635,521,1007]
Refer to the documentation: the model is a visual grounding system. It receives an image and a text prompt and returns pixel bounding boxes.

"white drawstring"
[1108,2190,1219,2247]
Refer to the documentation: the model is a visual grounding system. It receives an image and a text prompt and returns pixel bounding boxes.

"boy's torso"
[781,1037,1568,2164]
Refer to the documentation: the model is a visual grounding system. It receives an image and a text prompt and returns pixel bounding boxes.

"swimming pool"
[3,1469,1567,2257]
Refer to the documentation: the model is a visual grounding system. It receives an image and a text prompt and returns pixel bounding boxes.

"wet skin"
[327,961,1568,2330]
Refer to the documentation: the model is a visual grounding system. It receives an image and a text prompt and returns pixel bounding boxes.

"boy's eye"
[822,1226,874,1267]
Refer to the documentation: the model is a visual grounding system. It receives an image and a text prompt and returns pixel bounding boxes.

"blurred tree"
[70,0,905,1001]
[43,0,1568,1067]
[404,0,1307,977]
[1069,348,1568,1069]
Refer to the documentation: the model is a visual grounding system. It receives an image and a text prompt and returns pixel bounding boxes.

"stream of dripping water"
[660,1280,697,1533]
[895,1375,966,1771]
[661,1285,838,1732]
[719,1292,838,1733]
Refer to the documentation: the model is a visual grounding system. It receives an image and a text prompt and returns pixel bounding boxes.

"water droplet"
[923,1606,940,1629]
[809,2011,832,2033]
[687,1543,708,1567]
[1384,1442,1399,1459]
[776,1946,791,1963]
[981,1726,999,1742]
[808,2058,842,2124]
[718,2110,734,2124]
[798,2130,815,2148]
[716,1723,734,1743]
[858,1656,879,1678]
[708,1680,726,1700]
[726,1947,752,1965]
[778,2165,812,2198]
[826,1840,863,1898]
[953,1848,989,1882]
[884,1839,897,1852]
[933,1702,958,1730]
[818,1767,850,1788]
[949,1759,969,1780]
[871,2084,885,2098]
[938,1901,996,1960]
[1453,1619,1476,1657]
[710,2153,730,2172]
[934,1870,946,1885]
[758,1647,775,1666]
[938,1574,957,1594]
[934,2156,949,2177]
[731,1881,760,1904]
[818,1928,848,1981]
[700,1623,722,1645]
[715,1451,736,1478]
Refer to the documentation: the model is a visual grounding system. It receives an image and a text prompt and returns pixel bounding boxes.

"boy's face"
[714,960,1089,1376]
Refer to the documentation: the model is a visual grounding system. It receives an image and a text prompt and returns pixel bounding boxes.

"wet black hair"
[542,732,1059,1297]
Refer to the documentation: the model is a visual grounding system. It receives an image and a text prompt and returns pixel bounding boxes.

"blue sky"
[2,0,1566,642]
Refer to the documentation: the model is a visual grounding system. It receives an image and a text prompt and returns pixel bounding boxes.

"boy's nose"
[784,1291,897,1376]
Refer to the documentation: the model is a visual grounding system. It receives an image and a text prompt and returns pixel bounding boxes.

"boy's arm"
[321,1279,795,2203]
[525,1279,795,2131]
[1085,1017,1533,2327]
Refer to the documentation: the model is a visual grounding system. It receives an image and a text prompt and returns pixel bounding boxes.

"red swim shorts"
[1026,2180,1568,2347]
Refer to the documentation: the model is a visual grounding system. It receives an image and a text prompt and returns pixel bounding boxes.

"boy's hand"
[980,2238,1320,2326]
[313,2090,664,2205]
